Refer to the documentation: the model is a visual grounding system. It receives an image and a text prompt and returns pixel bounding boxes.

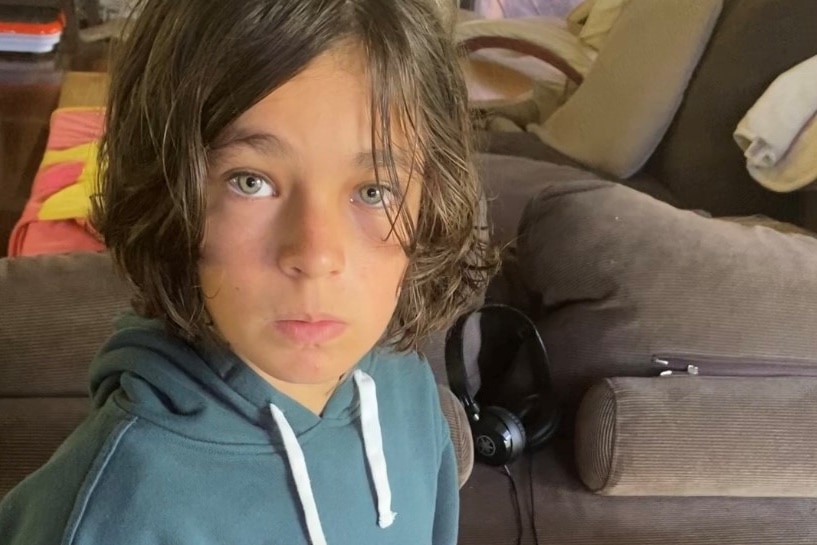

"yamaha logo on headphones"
[476,434,497,458]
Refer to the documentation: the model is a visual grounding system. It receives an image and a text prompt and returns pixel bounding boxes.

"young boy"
[0,1,494,543]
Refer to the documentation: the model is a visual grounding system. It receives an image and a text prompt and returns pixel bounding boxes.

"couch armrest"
[576,375,817,497]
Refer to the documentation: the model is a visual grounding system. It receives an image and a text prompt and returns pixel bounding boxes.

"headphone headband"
[445,303,559,458]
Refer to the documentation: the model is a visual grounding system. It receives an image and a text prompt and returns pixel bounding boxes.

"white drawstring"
[353,370,397,528]
[269,370,395,545]
[270,404,328,545]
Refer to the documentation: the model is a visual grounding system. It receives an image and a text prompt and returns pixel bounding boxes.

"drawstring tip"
[378,511,397,528]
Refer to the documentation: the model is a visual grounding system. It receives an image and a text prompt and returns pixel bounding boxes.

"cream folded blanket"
[734,54,817,191]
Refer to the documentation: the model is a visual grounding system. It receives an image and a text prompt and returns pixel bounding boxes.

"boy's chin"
[244,343,364,386]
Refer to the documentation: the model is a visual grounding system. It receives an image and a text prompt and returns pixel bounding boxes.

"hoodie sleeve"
[432,413,460,544]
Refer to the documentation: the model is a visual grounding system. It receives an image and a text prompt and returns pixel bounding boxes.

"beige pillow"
[567,0,629,52]
[533,0,723,178]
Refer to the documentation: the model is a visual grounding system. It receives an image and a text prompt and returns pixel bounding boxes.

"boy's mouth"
[273,315,347,344]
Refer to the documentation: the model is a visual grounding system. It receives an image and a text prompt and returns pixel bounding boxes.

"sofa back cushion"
[0,252,131,397]
[516,165,817,415]
[0,252,131,497]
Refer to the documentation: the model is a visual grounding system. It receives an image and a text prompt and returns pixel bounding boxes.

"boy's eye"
[228,172,275,197]
[356,183,396,208]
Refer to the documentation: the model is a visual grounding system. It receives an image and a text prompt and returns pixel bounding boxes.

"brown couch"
[4,0,817,543]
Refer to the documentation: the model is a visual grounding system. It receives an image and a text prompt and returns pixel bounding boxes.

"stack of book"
[0,5,64,54]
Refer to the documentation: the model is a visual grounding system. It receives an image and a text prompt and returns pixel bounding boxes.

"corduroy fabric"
[577,376,817,497]
[0,252,131,397]
[437,385,475,488]
[517,176,817,414]
[574,378,615,492]
[0,397,90,498]
[459,438,817,545]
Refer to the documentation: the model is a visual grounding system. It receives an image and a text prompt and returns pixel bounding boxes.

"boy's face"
[199,47,421,397]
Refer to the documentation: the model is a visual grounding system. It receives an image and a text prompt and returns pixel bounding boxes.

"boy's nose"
[276,192,345,279]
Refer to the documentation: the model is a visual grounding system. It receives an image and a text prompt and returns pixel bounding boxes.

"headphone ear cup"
[470,406,526,466]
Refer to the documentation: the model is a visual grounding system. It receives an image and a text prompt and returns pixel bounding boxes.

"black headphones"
[445,304,560,466]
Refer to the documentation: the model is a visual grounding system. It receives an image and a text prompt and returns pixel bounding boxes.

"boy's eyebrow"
[210,128,292,158]
[210,127,419,174]
[354,149,418,175]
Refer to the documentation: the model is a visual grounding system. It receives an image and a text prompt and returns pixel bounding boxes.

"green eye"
[228,172,274,197]
[357,184,395,207]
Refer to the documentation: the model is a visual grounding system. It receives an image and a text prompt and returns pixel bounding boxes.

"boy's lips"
[273,315,347,343]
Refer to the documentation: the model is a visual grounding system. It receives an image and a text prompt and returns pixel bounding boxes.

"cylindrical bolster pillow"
[437,385,474,489]
[575,376,817,497]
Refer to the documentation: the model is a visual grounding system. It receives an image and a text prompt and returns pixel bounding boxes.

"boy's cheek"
[198,263,227,302]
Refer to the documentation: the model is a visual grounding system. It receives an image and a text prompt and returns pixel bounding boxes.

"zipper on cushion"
[652,354,817,378]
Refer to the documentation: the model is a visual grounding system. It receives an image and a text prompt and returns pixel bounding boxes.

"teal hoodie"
[0,314,458,545]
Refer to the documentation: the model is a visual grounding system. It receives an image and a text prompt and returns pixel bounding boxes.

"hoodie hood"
[90,312,374,446]
[90,313,395,545]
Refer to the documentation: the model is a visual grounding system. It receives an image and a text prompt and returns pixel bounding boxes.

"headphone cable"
[528,452,540,545]
[501,465,523,545]
[500,458,541,545]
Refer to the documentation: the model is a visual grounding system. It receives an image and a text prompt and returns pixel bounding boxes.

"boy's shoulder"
[366,348,442,412]
[367,348,436,386]
[366,348,452,451]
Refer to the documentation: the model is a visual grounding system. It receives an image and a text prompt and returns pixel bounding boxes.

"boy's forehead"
[211,122,421,174]
[257,44,371,102]
[211,46,424,171]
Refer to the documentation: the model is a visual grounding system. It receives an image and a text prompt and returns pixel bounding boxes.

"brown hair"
[92,0,498,352]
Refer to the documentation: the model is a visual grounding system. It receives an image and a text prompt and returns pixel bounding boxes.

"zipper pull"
[654,357,699,377]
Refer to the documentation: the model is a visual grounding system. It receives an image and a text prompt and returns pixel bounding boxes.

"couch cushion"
[0,252,132,397]
[0,397,90,499]
[516,174,817,414]
[576,376,817,497]
[476,135,682,207]
[646,0,817,220]
[459,437,817,544]
[477,153,607,248]
[437,385,474,488]
[532,0,722,178]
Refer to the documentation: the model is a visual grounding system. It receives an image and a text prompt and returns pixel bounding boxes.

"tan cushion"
[533,0,722,178]
[576,376,817,497]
